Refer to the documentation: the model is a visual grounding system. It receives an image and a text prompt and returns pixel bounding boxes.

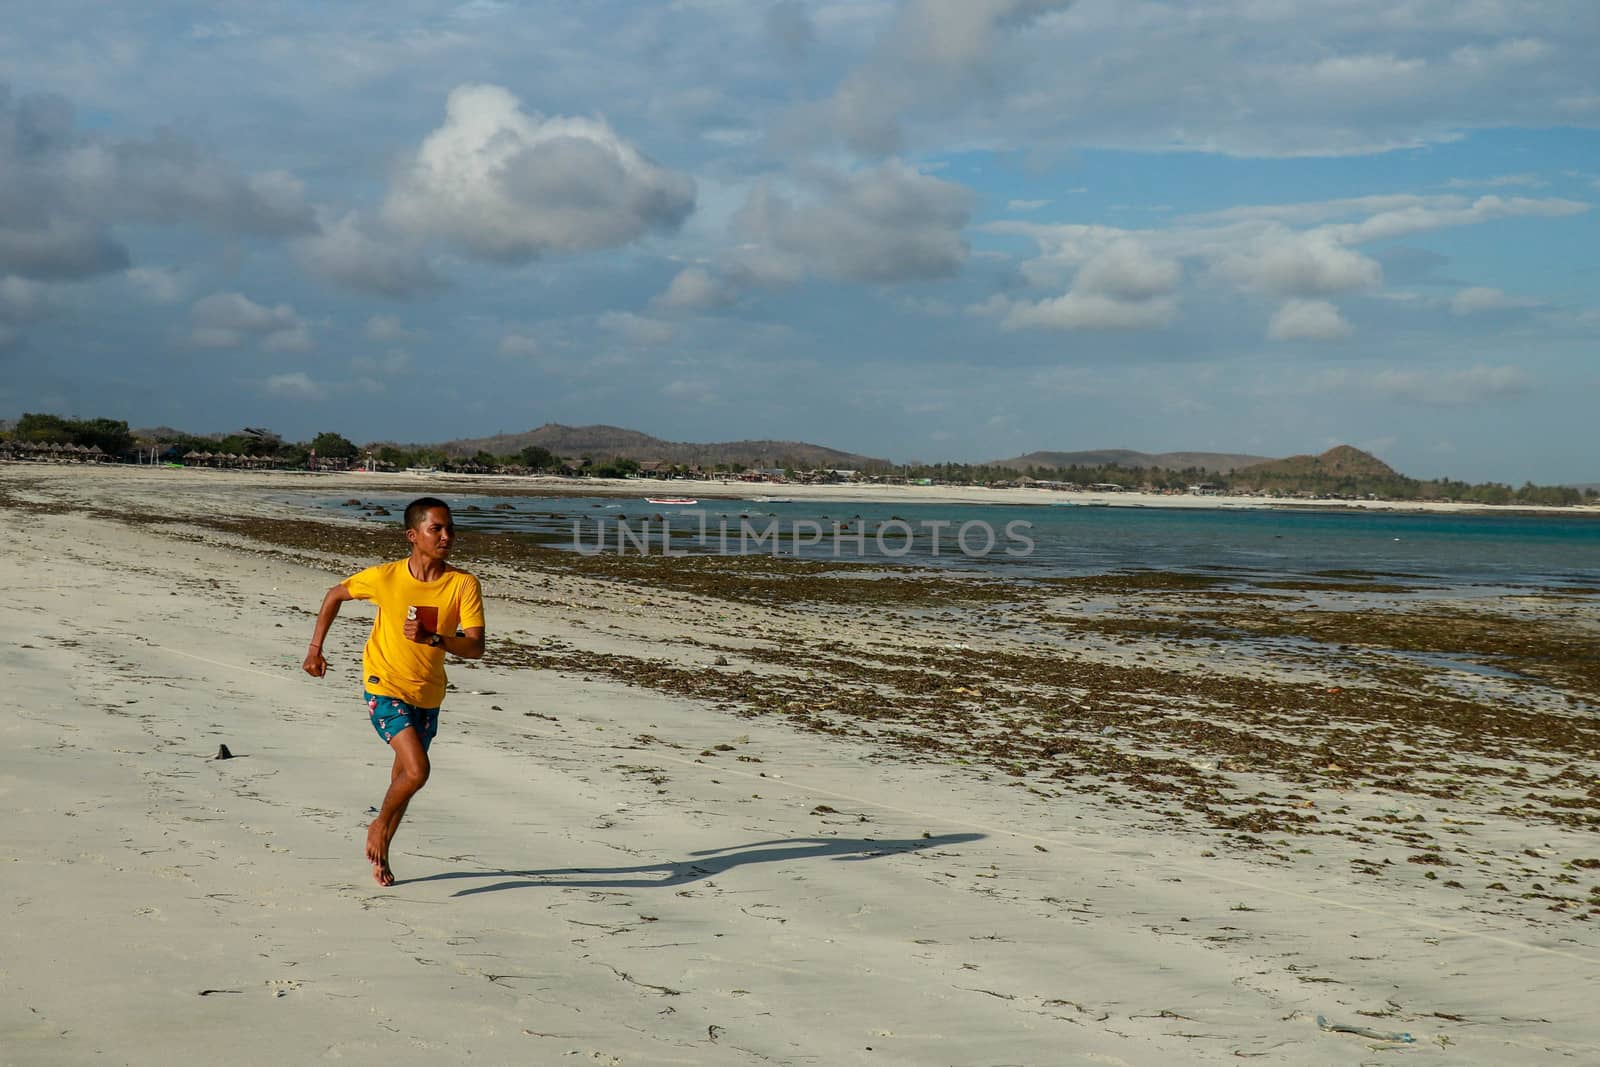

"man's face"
[407,507,454,559]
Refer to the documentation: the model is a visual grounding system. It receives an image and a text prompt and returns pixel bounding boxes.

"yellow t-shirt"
[345,559,485,708]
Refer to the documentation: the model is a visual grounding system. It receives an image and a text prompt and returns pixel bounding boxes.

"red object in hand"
[410,605,438,633]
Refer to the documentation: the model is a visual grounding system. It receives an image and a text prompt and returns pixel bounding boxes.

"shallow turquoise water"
[315,493,1600,590]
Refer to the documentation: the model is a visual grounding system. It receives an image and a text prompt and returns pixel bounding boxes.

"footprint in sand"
[267,978,301,998]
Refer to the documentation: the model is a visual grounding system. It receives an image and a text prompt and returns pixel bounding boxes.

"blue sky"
[2,0,1597,480]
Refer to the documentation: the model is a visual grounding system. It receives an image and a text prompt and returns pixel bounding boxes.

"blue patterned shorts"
[365,692,439,751]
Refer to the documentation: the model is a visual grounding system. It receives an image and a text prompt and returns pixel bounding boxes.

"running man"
[302,497,486,885]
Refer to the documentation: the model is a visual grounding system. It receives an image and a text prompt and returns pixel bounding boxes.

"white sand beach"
[4,465,1597,1065]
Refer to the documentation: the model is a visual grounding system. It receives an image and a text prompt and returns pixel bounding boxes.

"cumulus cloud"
[1000,239,1181,331]
[1075,240,1181,301]
[295,212,444,299]
[653,266,735,311]
[1212,230,1382,296]
[1450,286,1537,315]
[190,292,312,352]
[384,84,695,263]
[733,161,973,284]
[1267,298,1353,341]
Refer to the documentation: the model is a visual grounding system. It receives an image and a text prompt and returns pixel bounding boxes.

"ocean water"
[313,493,1600,591]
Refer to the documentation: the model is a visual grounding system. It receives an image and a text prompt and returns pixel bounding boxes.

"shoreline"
[21,461,1599,516]
[5,463,1598,1064]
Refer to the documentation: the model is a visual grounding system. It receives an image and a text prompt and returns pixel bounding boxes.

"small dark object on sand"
[215,744,234,760]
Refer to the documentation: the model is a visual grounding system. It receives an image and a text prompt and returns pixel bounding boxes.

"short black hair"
[404,496,451,530]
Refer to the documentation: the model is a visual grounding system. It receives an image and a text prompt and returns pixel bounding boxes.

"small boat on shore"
[645,496,698,505]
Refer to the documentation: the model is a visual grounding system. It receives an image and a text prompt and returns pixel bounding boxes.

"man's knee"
[398,757,430,790]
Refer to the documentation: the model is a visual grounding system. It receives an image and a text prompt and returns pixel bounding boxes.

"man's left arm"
[436,627,485,660]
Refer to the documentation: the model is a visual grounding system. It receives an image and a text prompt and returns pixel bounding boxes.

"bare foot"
[365,823,394,886]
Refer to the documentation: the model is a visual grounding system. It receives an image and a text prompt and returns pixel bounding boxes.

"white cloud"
[1267,298,1352,341]
[1003,289,1179,331]
[1075,240,1181,301]
[262,371,318,399]
[653,266,735,311]
[295,212,443,299]
[189,292,311,352]
[498,332,540,356]
[999,239,1183,331]
[1008,199,1050,211]
[733,161,973,284]
[1450,286,1537,315]
[1321,195,1588,245]
[384,84,695,262]
[988,190,1589,332]
[1213,231,1382,296]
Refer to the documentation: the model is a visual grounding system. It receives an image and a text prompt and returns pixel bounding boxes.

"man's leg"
[365,726,429,886]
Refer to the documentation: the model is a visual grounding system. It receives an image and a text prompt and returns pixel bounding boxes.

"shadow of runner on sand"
[402,833,986,896]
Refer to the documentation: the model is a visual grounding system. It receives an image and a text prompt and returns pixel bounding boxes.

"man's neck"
[407,554,445,582]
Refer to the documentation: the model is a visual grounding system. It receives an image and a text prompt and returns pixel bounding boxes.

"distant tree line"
[894,459,1596,506]
[3,412,1594,504]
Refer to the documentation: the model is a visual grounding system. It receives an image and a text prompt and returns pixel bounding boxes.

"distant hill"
[1229,445,1402,491]
[990,448,1275,474]
[424,423,888,469]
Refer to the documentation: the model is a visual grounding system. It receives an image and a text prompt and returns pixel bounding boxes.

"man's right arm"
[302,582,357,678]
